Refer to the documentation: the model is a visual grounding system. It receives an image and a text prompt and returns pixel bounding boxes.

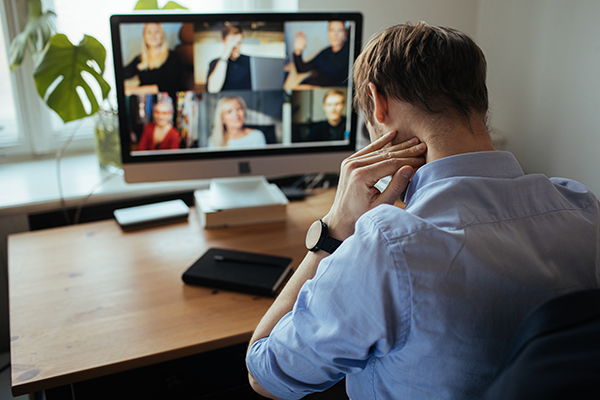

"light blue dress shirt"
[246,151,600,400]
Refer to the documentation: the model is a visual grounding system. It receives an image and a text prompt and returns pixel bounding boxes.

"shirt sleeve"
[164,128,180,150]
[293,50,318,73]
[207,58,218,80]
[138,123,154,150]
[246,208,412,398]
[161,51,183,92]
[122,56,141,80]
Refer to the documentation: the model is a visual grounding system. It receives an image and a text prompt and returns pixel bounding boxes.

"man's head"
[222,25,244,60]
[353,22,488,129]
[322,90,346,126]
[327,21,347,52]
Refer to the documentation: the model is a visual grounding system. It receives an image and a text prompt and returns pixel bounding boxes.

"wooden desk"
[8,190,335,397]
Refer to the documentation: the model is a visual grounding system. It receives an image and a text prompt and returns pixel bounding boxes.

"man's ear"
[368,82,388,124]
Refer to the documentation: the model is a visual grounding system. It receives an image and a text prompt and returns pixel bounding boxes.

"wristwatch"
[305,219,343,254]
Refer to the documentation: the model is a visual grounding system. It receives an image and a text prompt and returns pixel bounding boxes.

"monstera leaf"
[8,0,55,69]
[33,34,110,123]
[134,0,188,10]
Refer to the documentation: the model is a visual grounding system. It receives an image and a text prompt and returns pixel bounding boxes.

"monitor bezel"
[110,11,363,182]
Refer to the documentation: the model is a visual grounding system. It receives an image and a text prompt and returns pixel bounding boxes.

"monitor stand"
[193,176,289,228]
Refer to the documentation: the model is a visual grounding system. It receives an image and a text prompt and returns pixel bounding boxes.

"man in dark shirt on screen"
[207,25,252,93]
[309,90,348,141]
[293,21,349,87]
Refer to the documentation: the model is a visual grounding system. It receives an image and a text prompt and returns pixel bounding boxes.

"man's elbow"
[206,82,217,94]
[248,371,281,399]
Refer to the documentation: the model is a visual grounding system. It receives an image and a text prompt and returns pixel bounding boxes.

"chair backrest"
[481,289,600,400]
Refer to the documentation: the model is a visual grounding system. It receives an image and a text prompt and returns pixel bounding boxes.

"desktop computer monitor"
[110,12,363,184]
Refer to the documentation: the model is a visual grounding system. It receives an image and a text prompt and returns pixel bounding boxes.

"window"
[0,0,298,158]
[0,0,23,153]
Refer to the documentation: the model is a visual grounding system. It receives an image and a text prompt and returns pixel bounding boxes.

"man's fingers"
[344,150,425,171]
[352,131,397,158]
[350,142,423,164]
[376,165,414,205]
[344,156,411,188]
[351,140,426,168]
[388,141,426,155]
[352,134,425,162]
[381,143,426,166]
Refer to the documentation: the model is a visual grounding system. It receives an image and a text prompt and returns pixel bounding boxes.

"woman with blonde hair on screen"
[209,96,266,149]
[123,22,183,96]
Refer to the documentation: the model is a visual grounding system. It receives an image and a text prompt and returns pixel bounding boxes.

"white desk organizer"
[194,176,289,228]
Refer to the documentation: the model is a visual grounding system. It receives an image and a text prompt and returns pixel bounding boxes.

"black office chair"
[481,289,600,400]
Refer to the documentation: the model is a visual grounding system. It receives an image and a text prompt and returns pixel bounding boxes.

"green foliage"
[134,0,188,10]
[163,1,188,10]
[8,0,55,69]
[34,34,111,123]
[9,0,188,123]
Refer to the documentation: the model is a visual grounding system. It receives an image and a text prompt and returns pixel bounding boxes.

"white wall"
[477,0,600,195]
[300,0,600,196]
[299,0,481,149]
[299,0,480,43]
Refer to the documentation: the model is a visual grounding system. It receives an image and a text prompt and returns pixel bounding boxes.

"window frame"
[1,0,97,158]
[0,0,299,159]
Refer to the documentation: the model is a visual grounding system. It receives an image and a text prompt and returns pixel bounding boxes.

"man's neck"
[327,117,342,127]
[388,108,494,163]
[421,117,494,163]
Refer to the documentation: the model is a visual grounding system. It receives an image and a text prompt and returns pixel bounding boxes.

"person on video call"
[245,21,600,400]
[206,25,252,93]
[138,96,180,151]
[123,22,184,96]
[309,89,348,141]
[209,96,266,148]
[293,20,349,87]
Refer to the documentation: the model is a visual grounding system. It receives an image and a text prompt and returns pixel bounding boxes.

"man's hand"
[323,131,426,241]
[294,31,307,55]
[222,33,242,59]
[247,132,425,397]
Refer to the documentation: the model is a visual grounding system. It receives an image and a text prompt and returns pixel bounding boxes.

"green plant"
[9,0,187,124]
[134,0,188,10]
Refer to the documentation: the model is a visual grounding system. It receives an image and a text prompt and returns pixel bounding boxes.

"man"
[293,21,350,87]
[309,90,348,141]
[246,22,600,399]
[206,25,251,93]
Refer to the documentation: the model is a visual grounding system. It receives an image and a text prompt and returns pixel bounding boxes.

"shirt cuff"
[246,337,305,400]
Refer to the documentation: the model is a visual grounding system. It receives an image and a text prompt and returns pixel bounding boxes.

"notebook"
[182,248,293,297]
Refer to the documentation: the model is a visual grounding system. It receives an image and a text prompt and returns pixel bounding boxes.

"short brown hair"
[222,24,243,40]
[353,22,488,125]
[323,89,345,104]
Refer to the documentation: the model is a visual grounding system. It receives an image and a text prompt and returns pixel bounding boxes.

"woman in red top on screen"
[138,97,180,150]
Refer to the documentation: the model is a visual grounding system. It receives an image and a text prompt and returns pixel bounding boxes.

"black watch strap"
[320,235,343,254]
[310,219,343,254]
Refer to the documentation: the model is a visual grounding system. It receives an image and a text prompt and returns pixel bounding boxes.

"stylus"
[213,254,281,267]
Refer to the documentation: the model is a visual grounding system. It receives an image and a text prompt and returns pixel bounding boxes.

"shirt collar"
[404,151,524,205]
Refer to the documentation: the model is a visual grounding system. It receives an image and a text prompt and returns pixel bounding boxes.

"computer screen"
[110,12,363,183]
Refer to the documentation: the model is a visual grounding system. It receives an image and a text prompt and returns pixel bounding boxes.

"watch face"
[306,220,323,250]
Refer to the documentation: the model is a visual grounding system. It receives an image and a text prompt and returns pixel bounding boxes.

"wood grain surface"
[9,189,335,395]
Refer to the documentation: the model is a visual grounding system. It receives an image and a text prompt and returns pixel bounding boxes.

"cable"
[0,362,10,374]
[55,120,84,225]
[72,169,123,225]
[55,118,125,226]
